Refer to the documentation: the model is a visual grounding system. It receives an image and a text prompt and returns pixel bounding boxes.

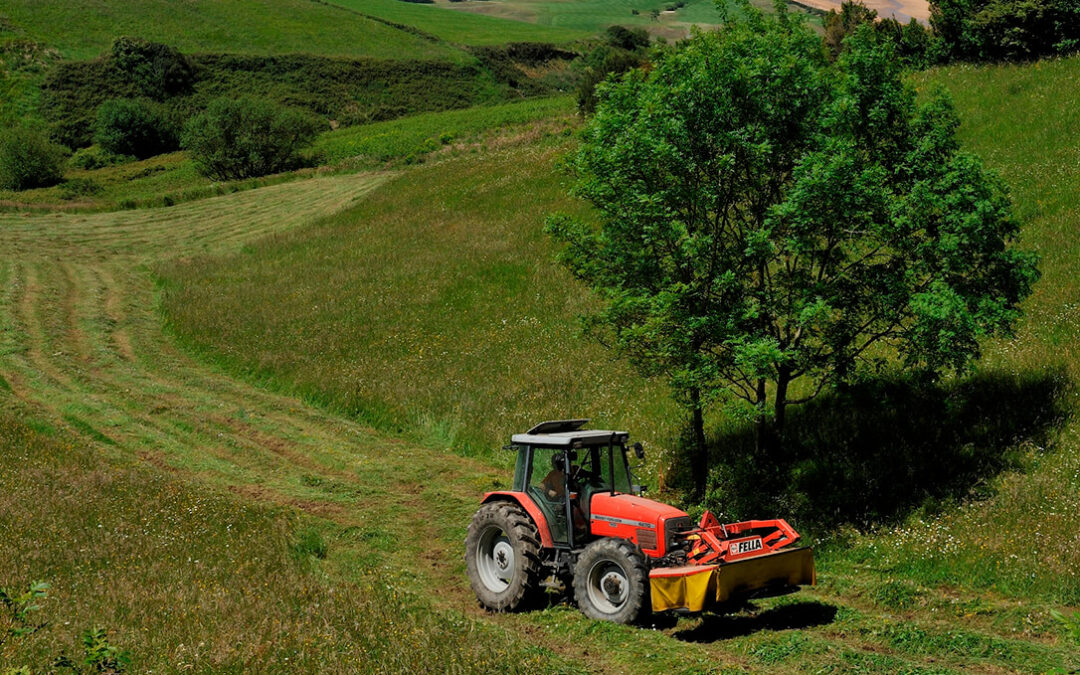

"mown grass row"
[0,404,564,673]
[159,54,1080,609]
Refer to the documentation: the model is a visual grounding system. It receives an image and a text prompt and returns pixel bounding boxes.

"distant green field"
[438,0,814,40]
[0,0,466,61]
[326,0,589,44]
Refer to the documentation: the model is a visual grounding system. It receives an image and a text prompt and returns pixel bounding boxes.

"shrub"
[69,145,132,170]
[605,25,650,52]
[94,98,179,159]
[575,47,643,115]
[59,178,104,200]
[182,97,323,180]
[931,0,1080,62]
[107,36,195,100]
[0,125,66,191]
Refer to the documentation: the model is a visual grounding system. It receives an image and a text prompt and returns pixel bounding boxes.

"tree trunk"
[754,378,768,457]
[773,368,791,460]
[690,386,707,499]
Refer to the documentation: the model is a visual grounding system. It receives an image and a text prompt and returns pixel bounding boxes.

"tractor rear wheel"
[572,537,649,624]
[465,501,544,611]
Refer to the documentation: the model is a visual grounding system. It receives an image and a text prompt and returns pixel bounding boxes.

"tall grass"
[0,403,564,672]
[158,138,682,466]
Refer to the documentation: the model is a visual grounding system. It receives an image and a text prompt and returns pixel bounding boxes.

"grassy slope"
[1,142,1075,675]
[0,119,1075,672]
[326,0,589,44]
[158,51,1080,616]
[0,174,575,673]
[0,97,576,211]
[0,0,465,62]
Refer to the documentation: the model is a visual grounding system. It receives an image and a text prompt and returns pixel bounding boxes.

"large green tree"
[547,8,1038,497]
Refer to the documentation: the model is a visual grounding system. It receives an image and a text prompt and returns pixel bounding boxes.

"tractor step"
[649,546,815,613]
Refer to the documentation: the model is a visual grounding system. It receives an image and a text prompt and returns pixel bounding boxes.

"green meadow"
[1,0,1079,670]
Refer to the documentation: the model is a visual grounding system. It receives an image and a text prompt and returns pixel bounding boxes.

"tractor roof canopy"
[511,419,629,448]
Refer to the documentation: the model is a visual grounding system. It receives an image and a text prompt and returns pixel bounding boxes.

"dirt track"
[793,0,930,22]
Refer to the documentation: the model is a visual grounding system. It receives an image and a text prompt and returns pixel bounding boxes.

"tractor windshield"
[574,444,632,494]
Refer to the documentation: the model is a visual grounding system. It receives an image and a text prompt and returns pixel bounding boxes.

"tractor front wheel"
[573,537,649,624]
[465,501,544,611]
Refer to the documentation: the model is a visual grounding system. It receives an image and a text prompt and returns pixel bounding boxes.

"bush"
[59,178,104,200]
[107,36,195,100]
[182,97,323,180]
[931,0,1080,62]
[94,98,179,159]
[0,126,66,191]
[575,47,643,115]
[69,145,132,170]
[605,25,650,52]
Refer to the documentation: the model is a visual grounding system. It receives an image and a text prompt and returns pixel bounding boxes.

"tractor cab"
[508,419,643,548]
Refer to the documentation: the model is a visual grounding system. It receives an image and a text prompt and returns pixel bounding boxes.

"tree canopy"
[547,9,1039,497]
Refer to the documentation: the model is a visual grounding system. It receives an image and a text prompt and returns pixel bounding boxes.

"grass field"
[2,125,1077,673]
[439,0,817,40]
[3,11,1080,673]
[326,0,589,45]
[0,0,467,62]
[149,52,1080,670]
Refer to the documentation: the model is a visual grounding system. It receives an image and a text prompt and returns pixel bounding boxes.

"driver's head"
[551,453,564,472]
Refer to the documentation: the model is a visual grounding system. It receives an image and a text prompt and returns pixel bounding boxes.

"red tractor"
[465,420,815,623]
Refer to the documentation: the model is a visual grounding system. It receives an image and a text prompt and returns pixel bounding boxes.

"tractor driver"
[541,453,588,537]
[541,453,570,500]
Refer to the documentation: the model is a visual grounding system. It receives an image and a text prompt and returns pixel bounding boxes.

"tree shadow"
[699,368,1071,530]
[672,601,839,644]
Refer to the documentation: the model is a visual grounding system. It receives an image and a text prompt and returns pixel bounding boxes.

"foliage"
[93,98,179,159]
[105,36,194,100]
[575,45,645,115]
[824,1,932,68]
[1050,608,1080,644]
[605,25,650,51]
[182,97,323,180]
[43,46,552,149]
[53,629,131,674]
[0,581,50,648]
[547,8,1038,494]
[0,125,66,191]
[930,0,1080,62]
[68,146,132,170]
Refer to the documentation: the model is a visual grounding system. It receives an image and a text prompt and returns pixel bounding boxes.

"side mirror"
[633,442,645,460]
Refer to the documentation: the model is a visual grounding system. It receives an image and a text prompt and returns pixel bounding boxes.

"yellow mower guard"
[649,547,815,613]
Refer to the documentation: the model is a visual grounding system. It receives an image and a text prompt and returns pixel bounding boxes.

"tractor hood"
[588,492,690,556]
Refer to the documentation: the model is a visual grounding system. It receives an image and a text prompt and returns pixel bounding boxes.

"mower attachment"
[648,511,815,613]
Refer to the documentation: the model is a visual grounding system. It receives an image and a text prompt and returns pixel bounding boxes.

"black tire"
[572,537,649,624]
[464,501,544,612]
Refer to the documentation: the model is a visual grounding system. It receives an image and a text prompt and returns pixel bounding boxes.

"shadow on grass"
[673,601,839,644]
[699,368,1071,530]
